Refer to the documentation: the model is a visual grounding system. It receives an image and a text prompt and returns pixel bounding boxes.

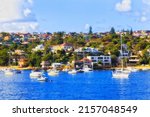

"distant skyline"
[0,0,150,33]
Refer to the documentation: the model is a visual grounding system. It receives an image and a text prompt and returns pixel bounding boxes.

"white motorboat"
[83,67,93,72]
[30,70,42,78]
[68,69,77,74]
[37,76,48,82]
[112,70,129,78]
[62,68,69,72]
[4,69,14,76]
[48,69,59,76]
[142,68,149,71]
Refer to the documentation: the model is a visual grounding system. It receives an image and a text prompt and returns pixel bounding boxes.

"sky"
[0,0,150,33]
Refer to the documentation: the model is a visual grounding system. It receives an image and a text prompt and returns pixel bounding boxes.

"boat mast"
[120,34,124,70]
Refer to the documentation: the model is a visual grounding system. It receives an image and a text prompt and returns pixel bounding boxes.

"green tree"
[110,27,116,34]
[89,26,93,35]
[28,51,43,67]
[0,49,9,66]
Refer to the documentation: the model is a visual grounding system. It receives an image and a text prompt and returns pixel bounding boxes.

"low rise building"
[52,63,63,69]
[128,55,140,65]
[32,44,44,52]
[87,55,111,66]
[74,47,100,53]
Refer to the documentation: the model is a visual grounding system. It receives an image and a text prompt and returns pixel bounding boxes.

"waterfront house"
[128,55,140,66]
[74,58,92,69]
[80,58,92,66]
[52,63,63,69]
[87,55,111,67]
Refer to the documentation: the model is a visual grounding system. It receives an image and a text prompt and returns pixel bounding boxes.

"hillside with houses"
[0,28,150,70]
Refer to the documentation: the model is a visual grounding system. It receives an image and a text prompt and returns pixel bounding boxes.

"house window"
[98,57,103,59]
[104,60,108,62]
[92,60,96,62]
[91,57,94,60]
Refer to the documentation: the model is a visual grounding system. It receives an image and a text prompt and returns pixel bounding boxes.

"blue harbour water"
[0,70,150,100]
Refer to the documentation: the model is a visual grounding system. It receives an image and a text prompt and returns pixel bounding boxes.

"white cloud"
[24,8,32,17]
[140,16,147,22]
[0,22,39,32]
[143,0,150,5]
[115,0,132,12]
[27,0,33,5]
[0,0,23,22]
[138,0,150,23]
[0,0,38,32]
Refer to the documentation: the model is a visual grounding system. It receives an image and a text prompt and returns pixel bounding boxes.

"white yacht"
[37,76,48,82]
[142,68,149,71]
[68,69,77,74]
[48,69,59,76]
[112,34,130,79]
[112,69,129,78]
[83,67,93,72]
[30,70,42,78]
[4,69,14,76]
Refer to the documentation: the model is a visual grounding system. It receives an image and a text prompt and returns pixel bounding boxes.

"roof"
[80,58,92,62]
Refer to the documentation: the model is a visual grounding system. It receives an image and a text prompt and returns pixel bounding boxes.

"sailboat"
[112,34,130,78]
[48,69,59,76]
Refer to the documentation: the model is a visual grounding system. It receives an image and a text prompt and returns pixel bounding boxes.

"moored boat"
[37,76,48,82]
[68,69,77,74]
[4,69,14,76]
[30,70,42,78]
[48,69,59,76]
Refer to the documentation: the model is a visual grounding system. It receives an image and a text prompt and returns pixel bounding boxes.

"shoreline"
[0,65,150,70]
[0,66,33,70]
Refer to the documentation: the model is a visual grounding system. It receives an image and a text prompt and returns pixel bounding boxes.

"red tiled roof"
[80,58,92,62]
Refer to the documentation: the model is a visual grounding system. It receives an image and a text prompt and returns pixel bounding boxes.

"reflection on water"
[0,70,150,100]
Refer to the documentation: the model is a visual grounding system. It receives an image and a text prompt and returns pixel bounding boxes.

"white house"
[75,47,99,53]
[128,55,140,65]
[87,55,111,66]
[61,43,73,51]
[32,44,44,52]
[52,63,63,69]
[119,44,130,58]
[119,50,130,58]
